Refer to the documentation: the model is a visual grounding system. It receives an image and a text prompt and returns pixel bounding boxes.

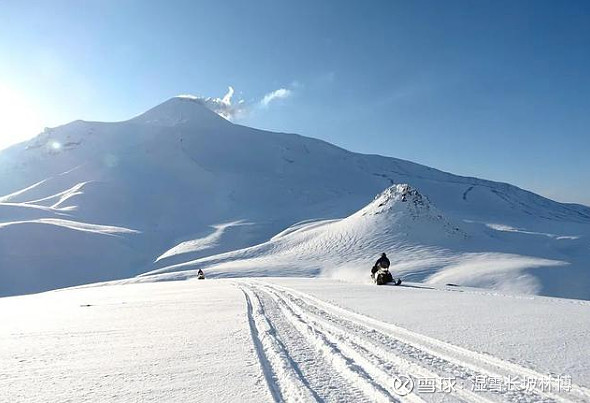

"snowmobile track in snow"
[240,284,395,402]
[239,280,590,403]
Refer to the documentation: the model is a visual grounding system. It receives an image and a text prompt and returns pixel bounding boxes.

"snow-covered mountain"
[1,96,589,298]
[142,184,589,299]
[144,184,468,277]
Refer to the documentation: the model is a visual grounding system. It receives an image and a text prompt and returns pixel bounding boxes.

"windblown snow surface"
[2,278,590,402]
[144,184,589,300]
[0,96,589,298]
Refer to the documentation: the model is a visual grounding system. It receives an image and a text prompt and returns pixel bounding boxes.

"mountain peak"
[129,96,233,127]
[349,183,467,242]
[364,184,430,216]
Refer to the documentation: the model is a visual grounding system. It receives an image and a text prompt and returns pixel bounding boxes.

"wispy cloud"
[260,88,292,108]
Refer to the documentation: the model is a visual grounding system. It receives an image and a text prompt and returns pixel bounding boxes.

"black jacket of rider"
[372,255,390,273]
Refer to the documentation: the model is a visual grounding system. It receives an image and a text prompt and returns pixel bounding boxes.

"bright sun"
[0,83,44,150]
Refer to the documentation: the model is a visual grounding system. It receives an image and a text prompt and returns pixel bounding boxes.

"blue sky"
[1,0,589,205]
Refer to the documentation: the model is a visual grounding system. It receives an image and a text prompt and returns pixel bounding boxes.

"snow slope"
[2,277,590,402]
[143,185,588,300]
[1,96,589,297]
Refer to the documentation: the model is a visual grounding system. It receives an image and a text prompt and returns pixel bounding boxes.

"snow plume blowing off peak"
[133,85,294,126]
[175,85,293,119]
[175,86,246,121]
[130,87,246,127]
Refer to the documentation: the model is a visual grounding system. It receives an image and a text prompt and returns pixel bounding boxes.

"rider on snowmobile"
[371,253,397,285]
[372,253,390,274]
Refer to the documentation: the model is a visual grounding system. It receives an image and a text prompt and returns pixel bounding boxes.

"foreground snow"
[0,280,264,402]
[2,278,590,402]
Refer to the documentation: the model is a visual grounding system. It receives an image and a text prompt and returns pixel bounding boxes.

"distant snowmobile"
[197,269,205,280]
[371,253,402,285]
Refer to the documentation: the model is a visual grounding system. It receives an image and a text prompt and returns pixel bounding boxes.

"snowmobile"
[371,264,402,286]
[197,270,205,280]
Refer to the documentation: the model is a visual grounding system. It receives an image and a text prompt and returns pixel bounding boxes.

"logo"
[393,375,414,396]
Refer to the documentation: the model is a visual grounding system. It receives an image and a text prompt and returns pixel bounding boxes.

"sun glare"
[0,83,44,150]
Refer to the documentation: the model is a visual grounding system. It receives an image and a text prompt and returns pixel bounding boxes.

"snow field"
[239,280,590,402]
[0,281,267,403]
[2,278,590,402]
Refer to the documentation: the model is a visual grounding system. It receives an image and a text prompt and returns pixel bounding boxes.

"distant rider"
[197,269,204,277]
